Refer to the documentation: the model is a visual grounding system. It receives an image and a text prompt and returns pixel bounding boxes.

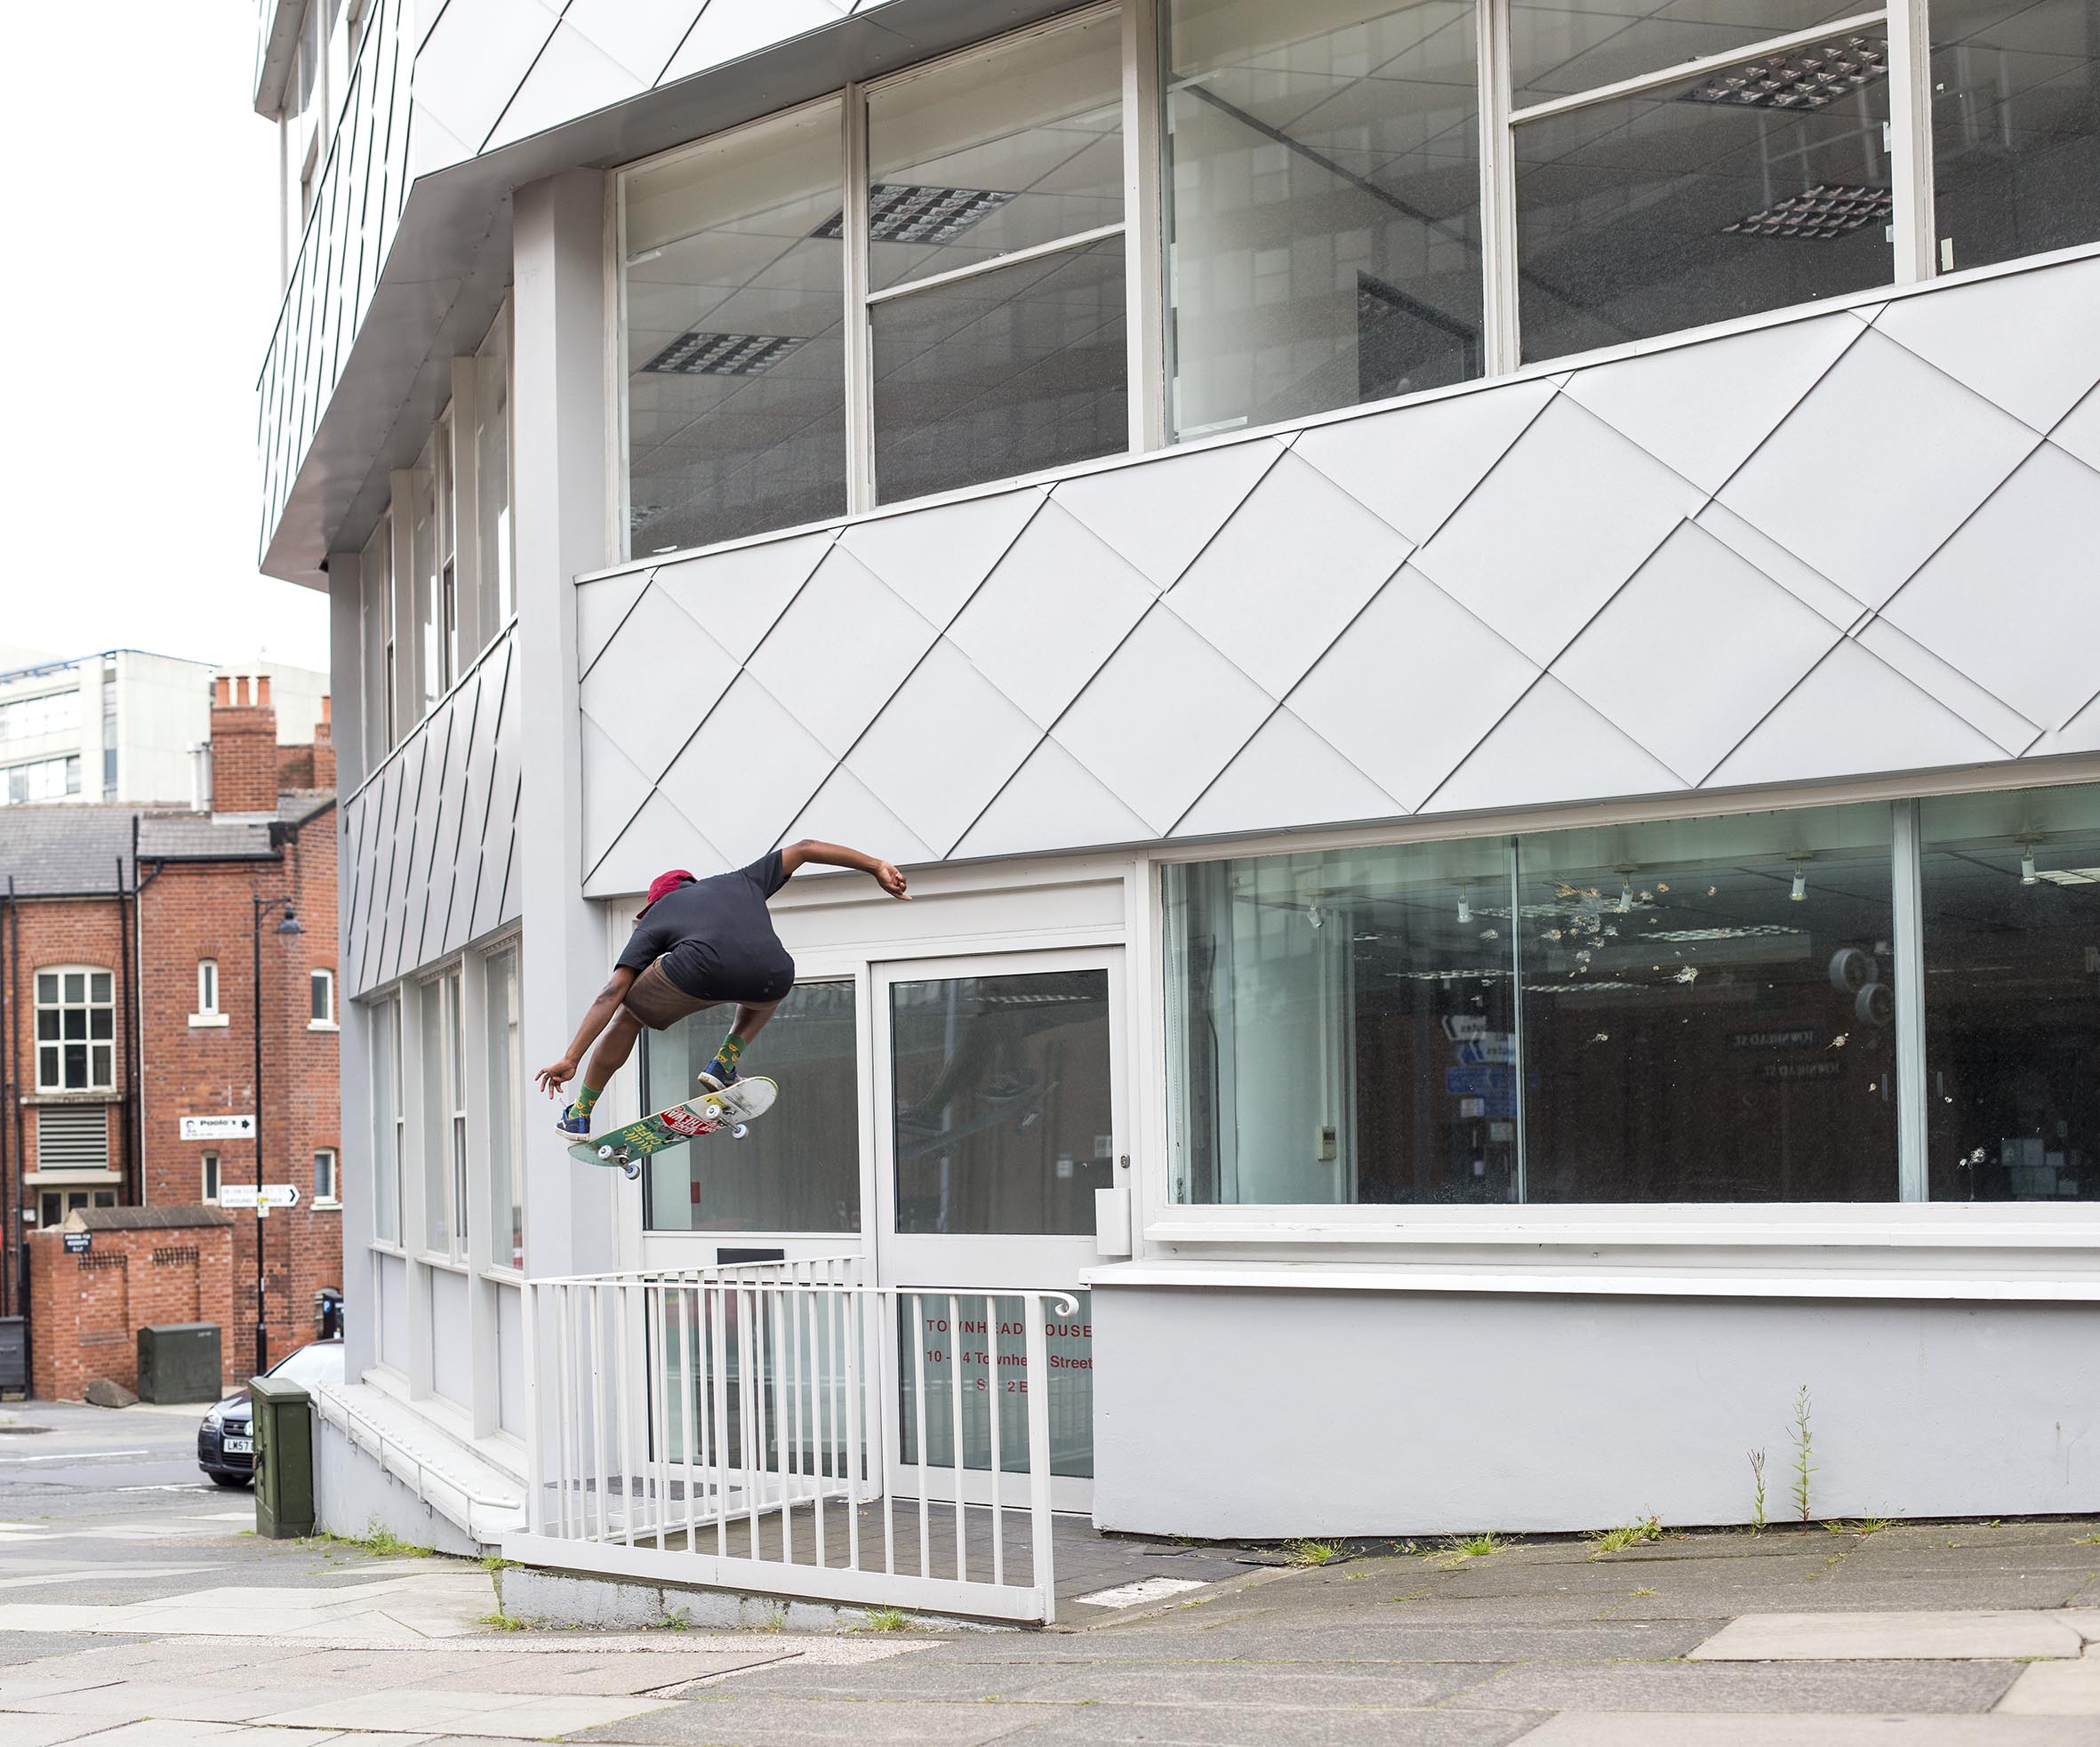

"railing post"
[1024,1294,1056,1624]
[519,1280,541,1535]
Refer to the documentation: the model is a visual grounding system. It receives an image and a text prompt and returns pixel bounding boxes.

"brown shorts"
[621,960,724,1030]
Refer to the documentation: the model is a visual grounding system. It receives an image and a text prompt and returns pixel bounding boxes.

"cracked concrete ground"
[1,1399,2097,1743]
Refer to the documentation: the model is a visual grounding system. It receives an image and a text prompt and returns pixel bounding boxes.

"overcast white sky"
[0,5,333,677]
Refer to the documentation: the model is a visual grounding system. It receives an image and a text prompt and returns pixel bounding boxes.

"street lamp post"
[251,894,302,1378]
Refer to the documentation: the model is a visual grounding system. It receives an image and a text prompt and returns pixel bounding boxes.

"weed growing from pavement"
[760,1606,788,1632]
[1287,1539,1343,1567]
[2074,1532,2100,1545]
[1631,1587,1657,1597]
[1440,1531,1508,1562]
[661,1607,692,1631]
[1748,1450,1767,1535]
[1789,1386,1816,1525]
[1589,1517,1663,1558]
[479,1612,528,1631]
[859,1607,911,1632]
[479,1555,518,1571]
[1824,1518,1893,1535]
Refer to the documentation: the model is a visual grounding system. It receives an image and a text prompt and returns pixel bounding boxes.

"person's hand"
[535,1058,578,1099]
[872,861,910,900]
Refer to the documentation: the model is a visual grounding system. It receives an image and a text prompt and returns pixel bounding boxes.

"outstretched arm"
[534,965,638,1099]
[781,838,910,900]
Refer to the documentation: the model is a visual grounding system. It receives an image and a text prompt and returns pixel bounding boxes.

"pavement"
[1,1397,2097,1744]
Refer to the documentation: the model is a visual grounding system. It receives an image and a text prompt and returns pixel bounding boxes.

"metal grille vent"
[36,1106,109,1170]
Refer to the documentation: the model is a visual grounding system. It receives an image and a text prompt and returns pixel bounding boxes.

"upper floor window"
[202,1151,221,1204]
[474,306,514,629]
[35,968,115,1093]
[310,967,337,1027]
[315,1147,340,1206]
[0,689,80,741]
[3,754,81,806]
[192,959,226,1028]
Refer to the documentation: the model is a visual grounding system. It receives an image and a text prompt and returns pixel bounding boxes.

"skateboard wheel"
[597,1144,615,1161]
[732,1124,749,1140]
[621,1161,642,1182]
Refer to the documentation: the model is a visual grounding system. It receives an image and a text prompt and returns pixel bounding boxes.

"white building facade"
[258,0,2100,1586]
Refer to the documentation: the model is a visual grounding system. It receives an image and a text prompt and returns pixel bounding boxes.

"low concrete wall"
[313,1413,483,1558]
[1091,1286,2100,1539]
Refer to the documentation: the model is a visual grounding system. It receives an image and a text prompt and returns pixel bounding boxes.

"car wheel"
[208,1472,251,1489]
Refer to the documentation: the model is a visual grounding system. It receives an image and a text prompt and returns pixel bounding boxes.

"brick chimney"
[313,694,334,790]
[210,674,279,813]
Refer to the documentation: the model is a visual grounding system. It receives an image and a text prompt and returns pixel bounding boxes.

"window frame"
[309,967,338,1030]
[202,1151,221,1205]
[33,966,116,1094]
[191,958,227,1029]
[315,1146,340,1207]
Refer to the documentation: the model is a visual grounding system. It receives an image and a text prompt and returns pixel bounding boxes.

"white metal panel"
[1693,501,1868,631]
[844,639,1045,855]
[471,635,526,940]
[1052,439,1282,592]
[2054,384,2100,473]
[1292,376,1556,545]
[377,740,428,986]
[441,658,501,956]
[952,735,1154,861]
[1718,331,2040,611]
[580,714,657,878]
[1873,255,2100,434]
[744,549,939,759]
[781,765,935,866]
[560,0,701,84]
[1162,451,1411,701]
[1852,619,2040,757]
[1559,312,1866,495]
[1051,606,1274,836]
[576,569,653,679]
[946,501,1155,731]
[1550,522,1841,787]
[1424,675,1683,815]
[839,489,1045,631]
[1288,567,1539,813]
[659,0,845,84]
[1880,443,2100,735]
[408,0,563,158]
[1704,638,2006,790]
[1174,709,1399,842]
[485,21,641,153]
[652,530,838,663]
[581,589,740,781]
[1412,397,1703,668]
[590,788,723,900]
[656,674,838,867]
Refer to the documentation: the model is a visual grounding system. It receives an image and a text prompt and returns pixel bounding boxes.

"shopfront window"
[1921,783,2100,1201]
[643,980,861,1232]
[1930,0,2100,272]
[1162,0,1484,440]
[1168,797,1920,1205]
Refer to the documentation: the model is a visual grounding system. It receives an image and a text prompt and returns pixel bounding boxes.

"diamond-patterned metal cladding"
[576,252,2100,901]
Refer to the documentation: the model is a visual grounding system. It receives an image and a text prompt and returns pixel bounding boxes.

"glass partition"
[1162,0,1484,439]
[1921,783,2100,1201]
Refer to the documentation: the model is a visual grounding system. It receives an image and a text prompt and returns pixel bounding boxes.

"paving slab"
[995,1706,1539,1746]
[0,1714,150,1747]
[1995,1659,2100,1715]
[564,1691,1039,1746]
[1020,1659,1507,1709]
[1516,1715,2100,1744]
[1692,1612,2087,1662]
[1445,1657,2021,1713]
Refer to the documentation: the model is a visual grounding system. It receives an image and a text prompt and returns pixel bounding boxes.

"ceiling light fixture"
[2019,841,2039,886]
[640,331,807,377]
[1685,36,1887,110]
[814,184,1016,246]
[1787,853,1811,902]
[1456,884,1472,926]
[1615,867,1637,914]
[1725,184,1893,240]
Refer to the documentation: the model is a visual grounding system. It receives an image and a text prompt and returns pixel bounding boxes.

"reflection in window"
[1515,41,1894,363]
[1511,0,1871,107]
[1167,803,1903,1204]
[1922,784,2100,1202]
[485,948,525,1266]
[1930,0,2100,272]
[621,100,847,557]
[1163,0,1483,440]
[890,970,1113,1236]
[643,980,861,1233]
[1519,805,1896,1201]
[869,12,1126,501]
[900,1290,1094,1479]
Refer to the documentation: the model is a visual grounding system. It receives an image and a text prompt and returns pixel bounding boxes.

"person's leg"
[560,1007,642,1131]
[701,999,780,1086]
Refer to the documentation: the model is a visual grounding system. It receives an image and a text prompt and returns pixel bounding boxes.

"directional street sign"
[181,1115,256,1141]
[219,1184,301,1210]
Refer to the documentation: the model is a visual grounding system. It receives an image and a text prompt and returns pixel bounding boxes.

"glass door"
[874,947,1123,1511]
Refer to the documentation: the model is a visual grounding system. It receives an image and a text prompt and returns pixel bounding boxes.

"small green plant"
[1789,1386,1816,1526]
[1631,1587,1657,1598]
[1824,1517,1893,1536]
[479,1554,518,1572]
[760,1605,788,1632]
[860,1607,911,1633]
[2072,1532,2100,1545]
[1390,1539,1421,1556]
[1589,1517,1662,1559]
[1749,1449,1767,1535]
[479,1611,528,1632]
[661,1606,692,1631]
[1441,1531,1506,1561]
[1287,1539,1344,1567]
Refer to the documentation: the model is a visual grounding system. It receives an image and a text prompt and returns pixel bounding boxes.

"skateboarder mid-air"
[535,840,909,1136]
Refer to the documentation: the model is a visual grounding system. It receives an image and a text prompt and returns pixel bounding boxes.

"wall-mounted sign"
[62,1231,92,1254]
[218,1184,301,1210]
[180,1115,255,1141]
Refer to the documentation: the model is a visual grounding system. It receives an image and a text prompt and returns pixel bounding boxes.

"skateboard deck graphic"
[569,1078,777,1180]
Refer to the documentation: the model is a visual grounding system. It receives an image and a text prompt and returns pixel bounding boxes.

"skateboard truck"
[596,1142,643,1182]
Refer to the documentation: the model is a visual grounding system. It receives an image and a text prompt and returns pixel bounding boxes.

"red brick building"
[0,676,341,1392]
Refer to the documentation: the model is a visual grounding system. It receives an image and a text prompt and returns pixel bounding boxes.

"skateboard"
[567,1078,778,1181]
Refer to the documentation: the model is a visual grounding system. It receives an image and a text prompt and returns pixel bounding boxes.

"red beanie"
[645,869,693,908]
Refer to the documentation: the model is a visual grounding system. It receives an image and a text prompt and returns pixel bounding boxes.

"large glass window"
[485,947,525,1268]
[34,969,115,1093]
[474,308,513,630]
[1514,28,1895,363]
[372,994,403,1245]
[0,689,81,741]
[4,755,82,805]
[890,970,1113,1235]
[1930,0,2100,272]
[1921,783,2100,1202]
[1168,798,1904,1204]
[643,980,862,1232]
[868,12,1128,500]
[1162,0,1484,439]
[621,100,848,557]
[420,971,467,1259]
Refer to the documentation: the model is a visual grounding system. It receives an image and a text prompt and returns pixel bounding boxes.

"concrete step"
[314,1380,525,1551]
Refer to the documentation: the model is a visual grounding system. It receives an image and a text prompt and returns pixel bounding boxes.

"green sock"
[715,1034,744,1069]
[573,1083,604,1117]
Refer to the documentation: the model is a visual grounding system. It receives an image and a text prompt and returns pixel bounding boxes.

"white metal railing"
[506,1257,1078,1623]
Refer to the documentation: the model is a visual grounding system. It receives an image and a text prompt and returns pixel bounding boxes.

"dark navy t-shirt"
[617,853,793,1000]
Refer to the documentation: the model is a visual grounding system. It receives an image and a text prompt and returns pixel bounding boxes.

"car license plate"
[222,1436,252,1454]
